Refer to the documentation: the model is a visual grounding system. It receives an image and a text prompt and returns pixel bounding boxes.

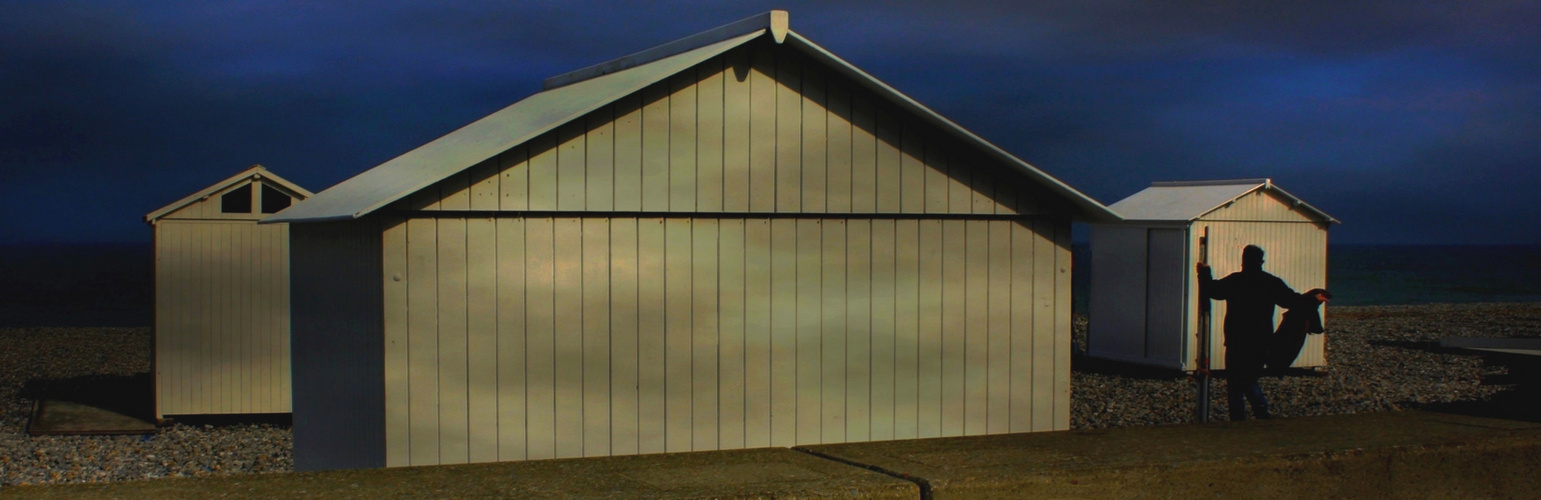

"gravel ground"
[0,328,291,486]
[2,302,1538,486]
[1072,302,1541,429]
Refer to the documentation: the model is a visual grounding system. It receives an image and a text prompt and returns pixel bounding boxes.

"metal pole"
[1196,227,1212,423]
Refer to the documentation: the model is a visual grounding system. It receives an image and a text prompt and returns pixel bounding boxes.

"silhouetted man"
[1198,245,1328,420]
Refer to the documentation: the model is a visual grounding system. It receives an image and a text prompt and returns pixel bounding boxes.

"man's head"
[1242,245,1265,271]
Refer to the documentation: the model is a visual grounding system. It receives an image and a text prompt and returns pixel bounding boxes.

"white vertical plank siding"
[381,214,1072,464]
[915,220,944,438]
[523,218,556,460]
[939,220,966,436]
[691,219,720,450]
[636,218,667,453]
[892,220,920,440]
[742,219,773,448]
[820,219,847,443]
[582,218,612,457]
[153,216,294,417]
[382,218,410,466]
[768,219,799,446]
[697,59,725,213]
[437,218,470,464]
[867,219,896,441]
[963,220,990,435]
[843,219,872,442]
[466,218,498,463]
[552,217,584,459]
[664,218,694,452]
[608,219,639,455]
[360,43,1082,469]
[775,53,803,212]
[717,219,747,449]
[794,219,821,444]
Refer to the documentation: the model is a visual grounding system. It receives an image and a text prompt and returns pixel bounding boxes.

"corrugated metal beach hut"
[267,11,1119,471]
[1088,179,1338,371]
[145,165,312,418]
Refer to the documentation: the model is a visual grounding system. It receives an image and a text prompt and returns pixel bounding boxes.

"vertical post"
[1195,227,1211,423]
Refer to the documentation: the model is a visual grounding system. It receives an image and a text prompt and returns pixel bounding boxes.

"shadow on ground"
[1072,353,1328,381]
[21,372,154,423]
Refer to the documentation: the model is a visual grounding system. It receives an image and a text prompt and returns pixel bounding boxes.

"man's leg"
[1245,381,1271,419]
[1226,380,1248,421]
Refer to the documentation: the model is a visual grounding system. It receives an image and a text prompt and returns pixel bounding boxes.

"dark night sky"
[3,1,1538,245]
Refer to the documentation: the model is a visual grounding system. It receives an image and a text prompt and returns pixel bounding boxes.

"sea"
[2,243,1538,327]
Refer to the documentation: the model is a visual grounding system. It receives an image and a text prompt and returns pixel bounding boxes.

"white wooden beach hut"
[1087,179,1338,371]
[144,165,312,419]
[267,11,1119,471]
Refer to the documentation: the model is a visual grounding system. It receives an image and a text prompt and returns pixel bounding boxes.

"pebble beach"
[2,302,1538,486]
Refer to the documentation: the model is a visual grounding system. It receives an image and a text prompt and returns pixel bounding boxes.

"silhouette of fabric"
[1267,288,1331,370]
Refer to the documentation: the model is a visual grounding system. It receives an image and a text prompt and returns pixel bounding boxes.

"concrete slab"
[798,411,1541,499]
[27,399,157,436]
[4,447,918,499]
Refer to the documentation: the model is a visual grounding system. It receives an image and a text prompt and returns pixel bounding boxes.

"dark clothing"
[1198,267,1318,420]
[1268,288,1329,370]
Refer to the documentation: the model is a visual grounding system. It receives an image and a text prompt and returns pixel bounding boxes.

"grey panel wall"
[1087,225,1148,363]
[291,220,385,471]
[380,215,1071,467]
[1144,228,1186,363]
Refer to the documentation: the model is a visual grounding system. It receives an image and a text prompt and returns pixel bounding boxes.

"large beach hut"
[144,165,312,418]
[1087,179,1338,371]
[268,11,1119,471]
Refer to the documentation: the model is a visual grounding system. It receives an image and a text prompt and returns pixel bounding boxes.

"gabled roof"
[1108,178,1338,224]
[269,11,1118,224]
[145,165,313,222]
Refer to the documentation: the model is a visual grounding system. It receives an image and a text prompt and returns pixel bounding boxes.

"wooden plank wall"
[367,40,1077,468]
[1195,220,1329,370]
[407,43,1033,218]
[154,220,292,417]
[381,216,1071,467]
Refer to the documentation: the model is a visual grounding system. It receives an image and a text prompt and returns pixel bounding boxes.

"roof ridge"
[1149,178,1269,187]
[543,10,787,90]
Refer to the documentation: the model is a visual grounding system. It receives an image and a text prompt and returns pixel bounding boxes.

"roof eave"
[266,30,767,225]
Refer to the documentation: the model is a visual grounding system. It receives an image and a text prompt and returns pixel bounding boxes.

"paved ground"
[7,410,1539,499]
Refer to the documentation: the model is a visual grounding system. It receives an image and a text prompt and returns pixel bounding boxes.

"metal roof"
[271,11,1119,224]
[145,164,313,223]
[1108,178,1338,223]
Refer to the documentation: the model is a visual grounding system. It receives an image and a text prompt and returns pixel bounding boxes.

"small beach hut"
[1087,179,1338,371]
[144,165,311,419]
[267,11,1118,470]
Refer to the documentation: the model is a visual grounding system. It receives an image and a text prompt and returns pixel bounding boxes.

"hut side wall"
[403,42,1038,218]
[291,220,385,471]
[1087,225,1149,363]
[1191,219,1329,370]
[380,215,1071,467]
[153,220,292,416]
[1088,226,1189,369]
